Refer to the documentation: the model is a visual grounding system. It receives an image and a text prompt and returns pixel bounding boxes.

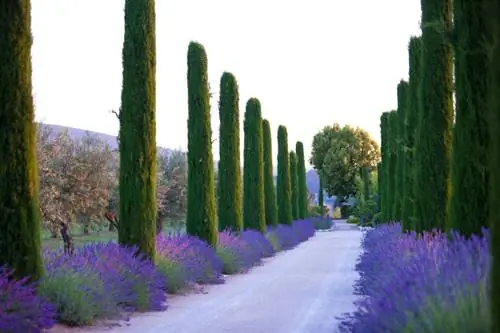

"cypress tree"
[379,112,390,222]
[295,141,308,219]
[262,119,278,226]
[118,0,157,260]
[362,166,371,200]
[488,0,500,327]
[186,42,217,246]
[290,151,299,220]
[277,126,293,225]
[0,0,43,280]
[243,98,266,233]
[415,0,454,232]
[387,111,398,221]
[393,81,409,222]
[402,37,422,232]
[318,175,324,212]
[217,72,242,232]
[449,0,490,237]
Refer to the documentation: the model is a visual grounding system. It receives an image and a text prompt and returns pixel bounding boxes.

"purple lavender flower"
[0,267,56,333]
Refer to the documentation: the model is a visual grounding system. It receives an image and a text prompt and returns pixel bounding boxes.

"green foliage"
[186,42,217,246]
[387,111,398,221]
[216,246,240,275]
[308,204,328,217]
[289,151,299,220]
[156,257,187,294]
[448,0,490,237]
[118,0,157,260]
[217,72,243,232]
[402,36,422,232]
[379,112,390,222]
[393,80,408,221]
[311,124,380,200]
[262,119,278,226]
[347,215,360,225]
[277,125,293,225]
[243,98,266,233]
[414,0,453,232]
[318,176,324,209]
[39,268,109,325]
[0,0,43,280]
[487,1,500,330]
[295,142,308,219]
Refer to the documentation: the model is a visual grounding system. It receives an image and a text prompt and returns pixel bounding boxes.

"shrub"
[217,231,256,274]
[292,220,315,242]
[41,243,166,325]
[240,229,275,259]
[156,234,223,285]
[156,257,187,294]
[347,215,360,224]
[0,267,55,332]
[339,223,489,333]
[267,224,298,250]
[310,217,333,230]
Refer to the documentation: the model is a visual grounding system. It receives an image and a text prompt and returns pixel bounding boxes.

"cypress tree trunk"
[387,111,398,221]
[243,98,266,233]
[262,119,278,226]
[415,0,454,232]
[186,42,217,246]
[402,37,422,232]
[449,0,490,237]
[118,0,157,260]
[290,151,299,220]
[394,80,409,223]
[0,0,43,280]
[277,126,293,225]
[217,72,242,232]
[295,142,308,219]
[380,112,390,222]
[486,1,500,330]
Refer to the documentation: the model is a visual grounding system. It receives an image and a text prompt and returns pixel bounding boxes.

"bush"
[292,220,315,242]
[217,231,257,274]
[267,224,298,250]
[156,234,223,285]
[0,267,55,332]
[339,223,489,333]
[41,243,166,325]
[347,216,361,224]
[310,217,333,230]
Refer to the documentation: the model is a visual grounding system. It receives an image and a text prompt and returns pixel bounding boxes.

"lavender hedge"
[0,219,316,330]
[339,223,489,333]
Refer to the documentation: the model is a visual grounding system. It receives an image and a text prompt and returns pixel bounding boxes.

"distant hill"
[40,123,173,156]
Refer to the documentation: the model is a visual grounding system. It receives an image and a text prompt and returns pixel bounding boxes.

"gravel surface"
[79,220,361,333]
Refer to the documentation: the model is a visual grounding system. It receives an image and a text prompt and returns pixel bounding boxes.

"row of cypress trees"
[379,0,500,238]
[185,41,309,246]
[0,0,309,282]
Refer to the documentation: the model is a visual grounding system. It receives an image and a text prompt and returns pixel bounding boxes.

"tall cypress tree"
[262,119,278,226]
[380,112,390,222]
[277,126,293,225]
[318,175,324,213]
[449,0,490,237]
[415,0,454,232]
[186,42,217,246]
[362,166,371,201]
[387,111,398,221]
[290,151,299,220]
[295,141,308,219]
[402,37,422,232]
[393,81,409,222]
[118,0,157,260]
[0,0,43,280]
[487,0,500,328]
[217,72,242,232]
[243,98,266,233]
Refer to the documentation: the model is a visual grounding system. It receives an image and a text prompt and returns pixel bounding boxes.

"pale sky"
[31,0,421,169]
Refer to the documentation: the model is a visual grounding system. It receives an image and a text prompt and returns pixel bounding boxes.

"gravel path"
[84,221,361,333]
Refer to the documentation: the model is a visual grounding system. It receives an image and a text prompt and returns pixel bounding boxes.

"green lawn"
[41,220,186,249]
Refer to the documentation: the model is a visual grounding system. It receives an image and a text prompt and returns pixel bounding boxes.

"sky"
[31,0,421,169]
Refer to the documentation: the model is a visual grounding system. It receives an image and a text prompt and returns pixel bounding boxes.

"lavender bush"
[156,234,223,285]
[339,223,490,333]
[217,231,257,274]
[292,219,316,241]
[41,242,166,325]
[0,267,55,333]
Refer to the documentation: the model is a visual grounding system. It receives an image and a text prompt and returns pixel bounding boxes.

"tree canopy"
[310,124,380,201]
